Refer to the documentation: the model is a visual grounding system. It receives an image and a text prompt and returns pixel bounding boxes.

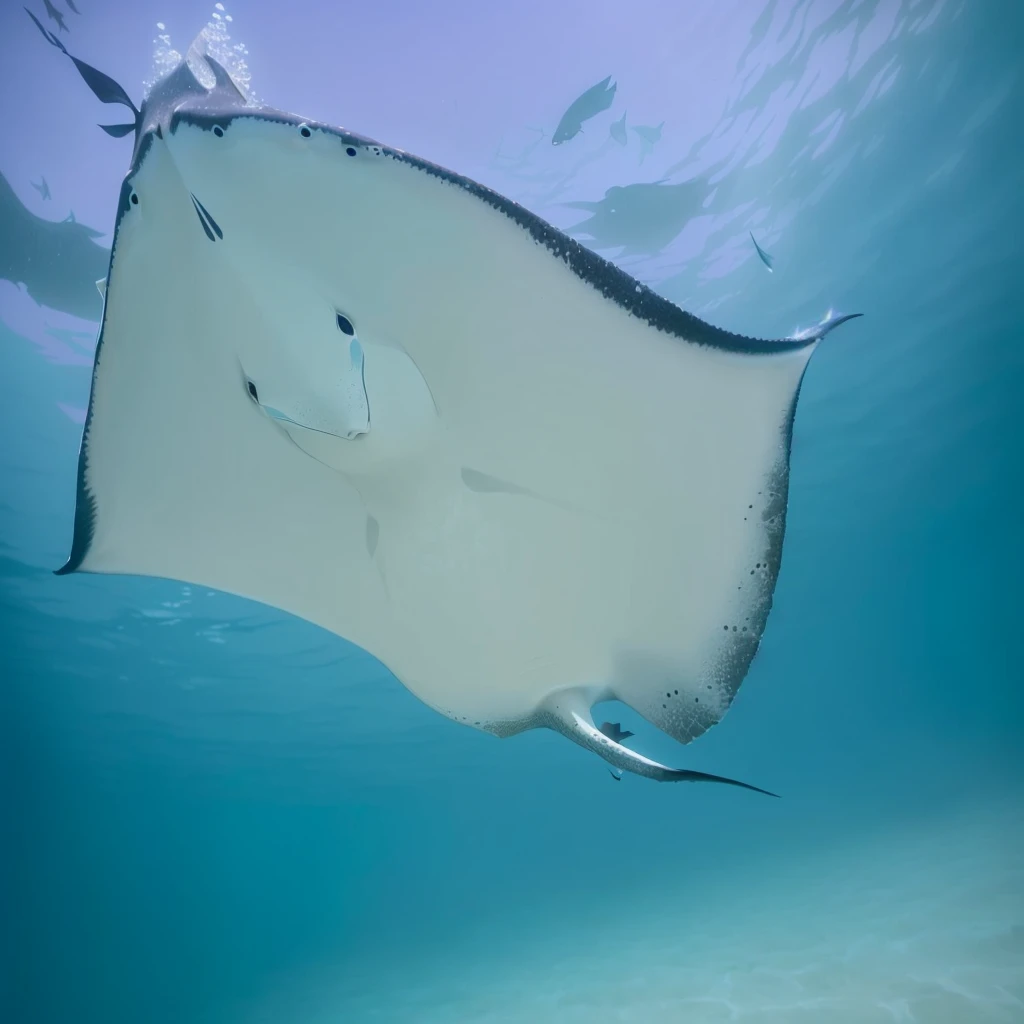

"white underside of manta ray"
[35,21,862,793]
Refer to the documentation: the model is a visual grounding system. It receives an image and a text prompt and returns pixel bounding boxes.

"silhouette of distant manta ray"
[0,169,108,319]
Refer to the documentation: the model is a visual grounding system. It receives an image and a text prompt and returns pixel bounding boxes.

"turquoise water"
[2,1,1022,1021]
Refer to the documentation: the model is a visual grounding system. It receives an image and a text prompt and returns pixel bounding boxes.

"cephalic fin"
[26,7,141,129]
[99,122,137,138]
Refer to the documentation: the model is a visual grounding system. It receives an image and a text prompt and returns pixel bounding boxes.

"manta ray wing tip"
[815,311,864,339]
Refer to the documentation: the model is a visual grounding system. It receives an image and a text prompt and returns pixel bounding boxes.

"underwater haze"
[2,0,1023,1021]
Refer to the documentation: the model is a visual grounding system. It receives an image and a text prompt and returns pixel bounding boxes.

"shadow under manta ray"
[31,14,862,793]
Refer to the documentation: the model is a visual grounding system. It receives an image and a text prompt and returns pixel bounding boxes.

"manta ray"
[31,17,862,792]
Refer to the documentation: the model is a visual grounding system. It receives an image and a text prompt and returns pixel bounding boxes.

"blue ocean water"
[1,1,1022,1022]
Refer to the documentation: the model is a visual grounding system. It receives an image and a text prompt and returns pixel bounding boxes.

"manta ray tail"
[26,7,141,130]
[542,690,779,796]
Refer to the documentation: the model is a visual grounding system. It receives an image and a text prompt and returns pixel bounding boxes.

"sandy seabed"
[249,797,1024,1024]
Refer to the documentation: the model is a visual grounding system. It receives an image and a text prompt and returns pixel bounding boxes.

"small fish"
[65,0,81,12]
[750,231,775,272]
[552,75,616,146]
[631,121,664,145]
[609,111,628,146]
[608,768,623,781]
[31,175,51,200]
[42,0,68,32]
[598,721,635,744]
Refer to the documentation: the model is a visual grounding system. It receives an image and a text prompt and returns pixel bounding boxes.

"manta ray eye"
[336,313,355,336]
[213,125,224,137]
[299,124,312,138]
[246,380,260,402]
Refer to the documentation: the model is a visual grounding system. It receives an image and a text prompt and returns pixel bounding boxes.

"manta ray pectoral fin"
[543,691,778,796]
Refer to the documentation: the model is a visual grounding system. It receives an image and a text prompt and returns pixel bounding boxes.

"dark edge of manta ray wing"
[47,52,247,577]
[672,308,863,739]
[169,106,859,356]
[54,178,134,576]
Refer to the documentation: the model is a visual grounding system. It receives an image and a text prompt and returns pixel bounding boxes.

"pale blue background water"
[1,1,1022,1022]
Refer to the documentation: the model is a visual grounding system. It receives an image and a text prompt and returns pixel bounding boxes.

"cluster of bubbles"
[142,3,257,104]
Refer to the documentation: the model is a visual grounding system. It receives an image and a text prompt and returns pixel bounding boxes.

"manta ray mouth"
[243,349,371,442]
[263,404,368,441]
